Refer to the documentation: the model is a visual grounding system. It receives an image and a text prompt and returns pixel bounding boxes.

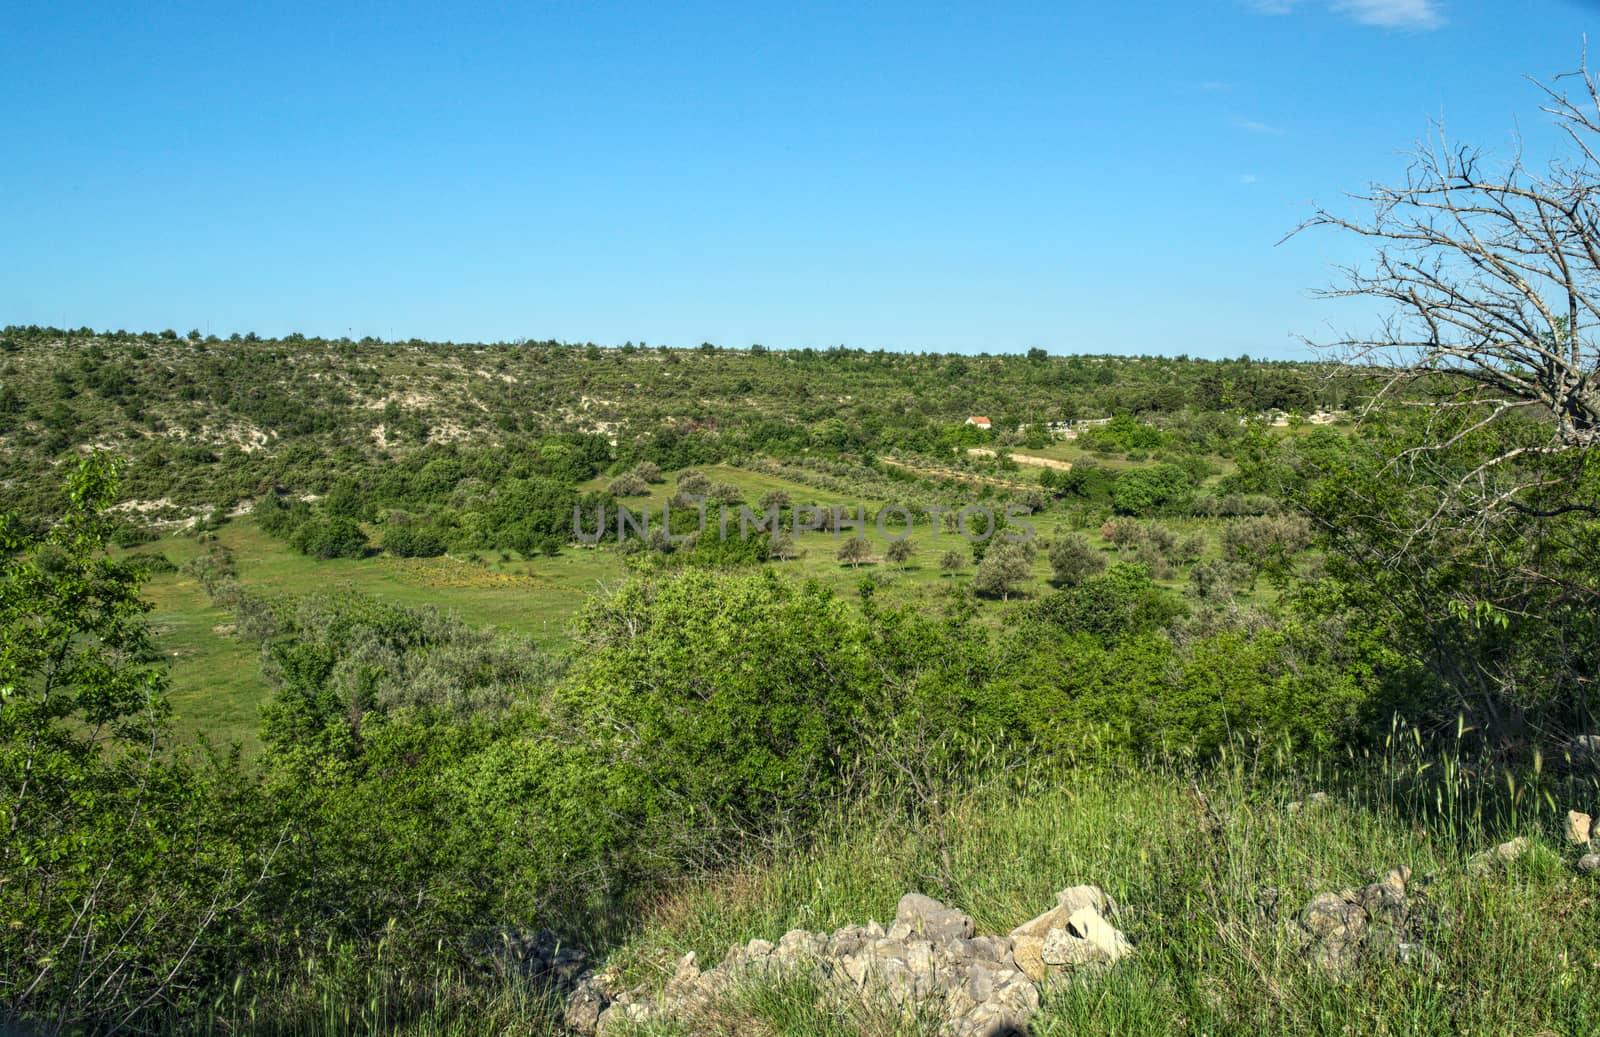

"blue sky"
[4,1,1599,357]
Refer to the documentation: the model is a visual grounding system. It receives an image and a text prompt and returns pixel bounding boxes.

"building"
[966,416,992,429]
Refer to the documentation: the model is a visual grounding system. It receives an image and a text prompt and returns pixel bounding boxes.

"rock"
[1569,735,1600,758]
[1007,883,1129,979]
[1356,869,1409,928]
[894,892,977,943]
[1288,792,1329,815]
[1040,906,1135,968]
[1009,933,1047,982]
[562,886,1129,1034]
[1579,853,1600,874]
[1468,836,1530,877]
[563,976,610,1035]
[1301,892,1367,939]
[1565,810,1592,846]
[1056,884,1115,917]
[1300,891,1371,975]
[941,935,1015,969]
[776,929,826,966]
[1297,865,1442,977]
[594,998,652,1035]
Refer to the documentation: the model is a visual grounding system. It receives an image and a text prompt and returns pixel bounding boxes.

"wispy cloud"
[1232,117,1287,135]
[1331,0,1444,29]
[1239,173,1260,185]
[1241,0,1445,30]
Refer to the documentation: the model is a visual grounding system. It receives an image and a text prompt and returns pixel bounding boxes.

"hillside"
[3,328,1596,1037]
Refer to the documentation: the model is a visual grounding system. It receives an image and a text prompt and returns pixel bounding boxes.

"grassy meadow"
[137,455,1260,750]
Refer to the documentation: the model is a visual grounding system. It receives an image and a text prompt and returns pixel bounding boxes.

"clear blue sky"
[4,1,1599,357]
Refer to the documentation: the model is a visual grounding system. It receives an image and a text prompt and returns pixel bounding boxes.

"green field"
[138,457,1265,752]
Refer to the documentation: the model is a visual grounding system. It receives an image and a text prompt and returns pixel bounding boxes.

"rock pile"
[560,888,1133,1036]
[1295,866,1436,975]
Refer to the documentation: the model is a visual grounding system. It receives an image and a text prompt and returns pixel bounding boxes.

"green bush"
[383,524,448,558]
[1109,463,1194,516]
[290,515,369,559]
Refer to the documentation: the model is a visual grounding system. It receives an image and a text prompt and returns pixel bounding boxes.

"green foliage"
[1284,406,1600,738]
[0,456,269,1027]
[973,540,1034,600]
[1079,414,1167,453]
[1047,533,1107,586]
[290,514,369,559]
[382,522,448,558]
[564,570,872,845]
[1109,464,1195,516]
[1023,562,1185,644]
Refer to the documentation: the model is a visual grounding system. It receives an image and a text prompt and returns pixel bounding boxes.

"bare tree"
[1294,58,1600,519]
[1288,59,1600,739]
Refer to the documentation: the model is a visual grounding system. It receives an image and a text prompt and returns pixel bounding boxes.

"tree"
[1,456,272,1028]
[1298,61,1600,517]
[1109,464,1193,516]
[974,542,1034,601]
[939,549,968,575]
[886,538,915,568]
[1219,515,1312,589]
[1048,534,1106,586]
[836,536,870,568]
[1289,61,1600,739]
[291,515,369,559]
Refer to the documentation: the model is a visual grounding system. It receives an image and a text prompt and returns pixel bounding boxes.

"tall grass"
[176,727,1599,1036]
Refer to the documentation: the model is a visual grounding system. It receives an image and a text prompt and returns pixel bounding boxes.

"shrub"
[974,541,1034,600]
[1048,534,1106,586]
[564,570,873,849]
[383,525,447,558]
[1110,464,1194,516]
[291,516,369,559]
[608,472,651,497]
[837,536,870,567]
[1025,563,1184,644]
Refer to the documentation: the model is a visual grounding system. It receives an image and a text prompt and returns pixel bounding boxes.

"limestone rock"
[1297,866,1440,977]
[1041,906,1135,968]
[563,976,610,1035]
[895,892,977,944]
[1007,883,1130,979]
[1565,810,1592,847]
[558,886,1131,1034]
[1569,734,1600,759]
[1579,853,1600,874]
[1468,836,1531,877]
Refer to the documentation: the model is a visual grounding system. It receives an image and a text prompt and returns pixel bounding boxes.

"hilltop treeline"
[0,326,1347,520]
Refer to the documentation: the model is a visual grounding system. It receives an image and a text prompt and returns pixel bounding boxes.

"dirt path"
[966,448,1074,472]
[879,456,1035,490]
